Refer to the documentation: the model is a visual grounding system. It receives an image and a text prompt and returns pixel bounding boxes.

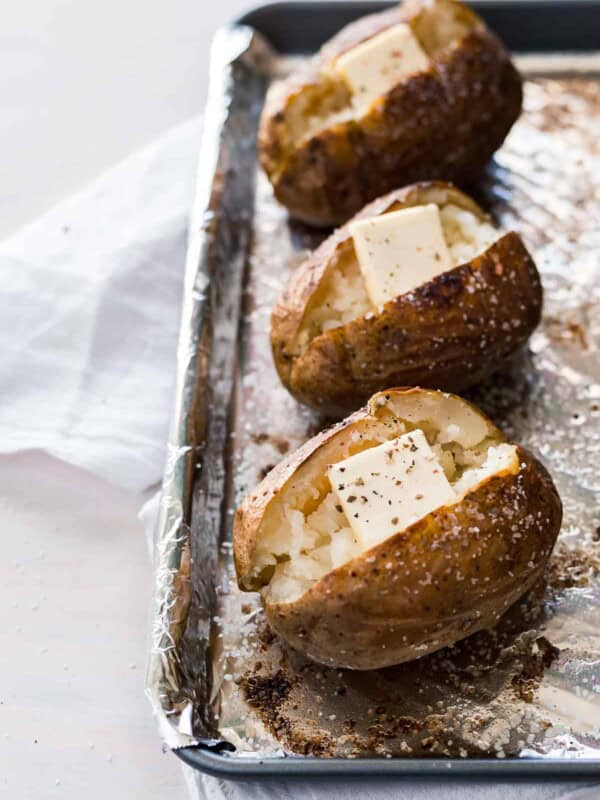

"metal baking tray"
[147,0,600,781]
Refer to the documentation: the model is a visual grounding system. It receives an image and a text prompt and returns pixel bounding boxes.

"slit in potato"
[297,191,498,352]
[270,182,542,416]
[280,0,477,153]
[252,391,514,603]
[233,388,561,669]
[260,0,523,226]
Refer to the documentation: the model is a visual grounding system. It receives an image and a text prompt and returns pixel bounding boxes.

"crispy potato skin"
[271,184,542,417]
[233,388,562,670]
[264,447,561,670]
[259,1,523,226]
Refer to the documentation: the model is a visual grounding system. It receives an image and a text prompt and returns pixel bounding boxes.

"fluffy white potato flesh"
[334,24,431,110]
[251,393,519,603]
[440,204,498,265]
[297,199,499,350]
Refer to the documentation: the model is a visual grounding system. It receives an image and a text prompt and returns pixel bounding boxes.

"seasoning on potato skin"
[233,388,562,671]
[259,0,523,226]
[270,182,542,417]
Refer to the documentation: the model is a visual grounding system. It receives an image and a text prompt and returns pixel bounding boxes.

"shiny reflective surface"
[148,26,600,774]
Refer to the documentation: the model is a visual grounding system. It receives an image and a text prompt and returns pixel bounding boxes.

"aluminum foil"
[147,28,600,763]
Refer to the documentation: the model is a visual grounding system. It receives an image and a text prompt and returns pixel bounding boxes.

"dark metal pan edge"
[152,1,600,780]
[175,745,600,781]
[236,0,600,54]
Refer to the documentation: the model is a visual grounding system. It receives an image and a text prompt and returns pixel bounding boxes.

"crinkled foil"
[147,28,600,765]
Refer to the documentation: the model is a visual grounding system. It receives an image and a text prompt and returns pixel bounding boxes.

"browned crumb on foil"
[234,589,555,758]
[258,463,276,481]
[544,311,592,351]
[240,670,294,741]
[233,539,600,759]
[510,636,560,703]
[240,667,336,756]
[529,78,600,134]
[545,542,600,593]
[210,75,600,762]
[251,432,291,455]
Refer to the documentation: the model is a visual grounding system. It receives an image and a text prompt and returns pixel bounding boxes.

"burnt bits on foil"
[148,35,600,760]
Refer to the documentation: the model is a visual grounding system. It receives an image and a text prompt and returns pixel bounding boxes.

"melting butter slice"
[327,429,454,550]
[349,204,453,307]
[335,24,431,109]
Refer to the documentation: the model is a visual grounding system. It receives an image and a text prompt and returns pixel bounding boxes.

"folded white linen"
[0,116,201,492]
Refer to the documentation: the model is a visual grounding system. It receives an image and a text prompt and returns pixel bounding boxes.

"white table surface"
[0,2,569,799]
[0,0,246,797]
[0,453,183,797]
[1,0,249,239]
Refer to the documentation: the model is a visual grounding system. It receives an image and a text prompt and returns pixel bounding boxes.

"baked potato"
[259,0,523,226]
[271,181,542,417]
[234,388,561,670]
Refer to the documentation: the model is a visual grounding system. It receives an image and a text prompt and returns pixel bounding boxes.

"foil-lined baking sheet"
[147,27,600,764]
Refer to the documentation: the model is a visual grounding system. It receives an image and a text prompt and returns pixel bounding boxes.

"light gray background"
[1,0,248,238]
[0,1,246,797]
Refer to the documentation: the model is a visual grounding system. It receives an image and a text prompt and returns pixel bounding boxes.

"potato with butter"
[259,0,523,226]
[271,181,542,417]
[234,388,561,670]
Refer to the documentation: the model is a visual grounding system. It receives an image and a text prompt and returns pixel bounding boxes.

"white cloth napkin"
[0,116,201,492]
[2,118,597,800]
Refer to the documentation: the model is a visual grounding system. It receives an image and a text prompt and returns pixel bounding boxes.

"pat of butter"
[335,24,430,109]
[327,429,455,550]
[349,204,453,307]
